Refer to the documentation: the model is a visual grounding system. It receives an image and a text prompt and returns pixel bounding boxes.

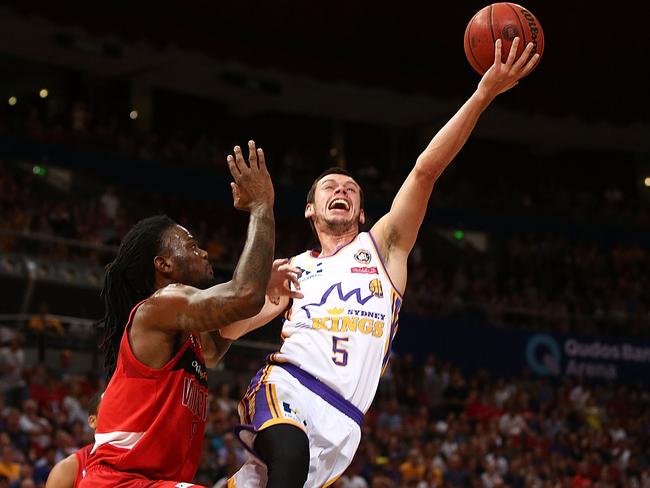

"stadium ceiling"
[0,1,649,152]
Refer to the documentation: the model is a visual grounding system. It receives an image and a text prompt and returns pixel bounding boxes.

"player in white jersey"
[220,38,540,488]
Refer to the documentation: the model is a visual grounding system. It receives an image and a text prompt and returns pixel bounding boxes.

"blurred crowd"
[2,158,650,338]
[1,326,649,487]
[2,94,649,228]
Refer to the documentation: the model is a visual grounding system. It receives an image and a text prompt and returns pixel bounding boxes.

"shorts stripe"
[322,474,343,487]
[270,384,281,417]
[265,384,279,419]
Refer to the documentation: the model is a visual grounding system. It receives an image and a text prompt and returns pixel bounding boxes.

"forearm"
[417,89,493,180]
[168,206,275,333]
[220,295,285,340]
[231,205,275,302]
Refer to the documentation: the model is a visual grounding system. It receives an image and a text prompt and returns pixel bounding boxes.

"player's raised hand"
[266,258,304,305]
[227,140,274,212]
[478,37,540,97]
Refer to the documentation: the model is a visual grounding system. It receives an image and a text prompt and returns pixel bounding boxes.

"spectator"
[0,447,19,483]
[28,304,64,337]
[18,399,52,450]
[0,334,27,408]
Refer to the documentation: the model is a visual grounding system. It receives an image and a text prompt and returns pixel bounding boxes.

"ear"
[154,255,172,275]
[88,415,97,431]
[359,209,365,225]
[305,202,314,220]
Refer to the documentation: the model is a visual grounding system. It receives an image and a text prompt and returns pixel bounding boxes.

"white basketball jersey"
[270,232,402,413]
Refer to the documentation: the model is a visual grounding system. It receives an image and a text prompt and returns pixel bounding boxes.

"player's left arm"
[198,258,301,368]
[44,454,77,488]
[371,38,539,291]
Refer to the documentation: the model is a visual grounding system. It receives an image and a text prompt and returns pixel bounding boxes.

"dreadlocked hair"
[100,215,176,379]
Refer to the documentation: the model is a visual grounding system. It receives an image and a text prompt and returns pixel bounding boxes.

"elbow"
[414,157,444,182]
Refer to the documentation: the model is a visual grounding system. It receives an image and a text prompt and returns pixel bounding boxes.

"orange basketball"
[464,2,544,75]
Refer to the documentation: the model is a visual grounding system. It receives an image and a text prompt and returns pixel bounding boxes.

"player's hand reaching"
[227,140,274,212]
[478,37,540,98]
[266,258,304,305]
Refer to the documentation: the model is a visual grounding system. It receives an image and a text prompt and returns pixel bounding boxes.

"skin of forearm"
[416,89,493,180]
[231,205,275,300]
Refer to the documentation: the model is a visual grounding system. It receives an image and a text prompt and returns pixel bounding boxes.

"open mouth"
[328,198,350,211]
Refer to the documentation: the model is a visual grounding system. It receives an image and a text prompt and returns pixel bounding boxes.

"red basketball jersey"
[88,300,209,481]
[73,443,93,488]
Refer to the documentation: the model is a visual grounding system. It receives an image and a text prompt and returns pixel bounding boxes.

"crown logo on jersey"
[327,307,344,315]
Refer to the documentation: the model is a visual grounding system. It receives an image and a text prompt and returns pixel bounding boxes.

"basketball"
[464,2,544,75]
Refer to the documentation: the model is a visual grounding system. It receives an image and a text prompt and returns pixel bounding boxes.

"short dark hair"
[305,167,364,239]
[306,167,363,206]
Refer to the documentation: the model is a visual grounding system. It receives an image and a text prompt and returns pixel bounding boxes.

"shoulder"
[149,283,196,302]
[45,454,78,487]
[291,250,313,262]
[134,284,197,325]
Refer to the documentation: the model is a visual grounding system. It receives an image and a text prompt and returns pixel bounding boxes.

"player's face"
[161,225,214,288]
[307,174,364,233]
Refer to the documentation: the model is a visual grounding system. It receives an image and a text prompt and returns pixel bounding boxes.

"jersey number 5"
[332,336,349,366]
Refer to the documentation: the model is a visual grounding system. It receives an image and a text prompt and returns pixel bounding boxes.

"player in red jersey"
[80,141,287,488]
[45,392,101,488]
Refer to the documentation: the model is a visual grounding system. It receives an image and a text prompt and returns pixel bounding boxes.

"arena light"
[645,177,650,188]
[454,230,465,240]
[8,96,17,106]
[32,165,47,176]
[129,110,139,120]
[39,88,49,98]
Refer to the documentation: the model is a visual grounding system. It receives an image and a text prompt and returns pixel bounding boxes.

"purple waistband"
[272,362,364,428]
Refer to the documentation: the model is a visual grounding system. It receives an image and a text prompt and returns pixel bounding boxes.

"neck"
[316,227,359,257]
[154,276,173,291]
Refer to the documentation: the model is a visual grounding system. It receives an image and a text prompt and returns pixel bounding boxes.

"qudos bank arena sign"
[525,333,650,381]
[394,316,650,385]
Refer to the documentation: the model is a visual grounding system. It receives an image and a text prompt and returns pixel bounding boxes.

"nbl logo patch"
[354,249,371,264]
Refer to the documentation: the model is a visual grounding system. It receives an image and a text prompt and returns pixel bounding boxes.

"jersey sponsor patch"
[297,262,323,282]
[282,401,307,427]
[172,345,208,386]
[351,266,378,274]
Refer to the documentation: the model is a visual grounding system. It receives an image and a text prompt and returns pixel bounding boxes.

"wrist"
[472,86,496,107]
[250,203,274,217]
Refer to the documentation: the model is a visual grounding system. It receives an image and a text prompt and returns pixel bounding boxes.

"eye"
[346,187,357,193]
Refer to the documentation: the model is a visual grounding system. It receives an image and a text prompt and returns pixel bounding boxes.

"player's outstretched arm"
[138,141,276,333]
[44,454,77,488]
[372,38,539,285]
